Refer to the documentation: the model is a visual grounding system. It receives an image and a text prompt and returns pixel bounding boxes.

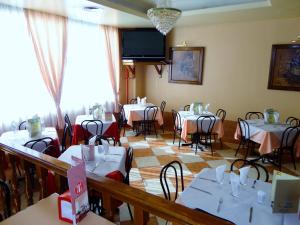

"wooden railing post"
[0,151,6,181]
[8,154,20,212]
[21,159,33,206]
[102,191,114,221]
[134,207,149,225]
[36,165,48,200]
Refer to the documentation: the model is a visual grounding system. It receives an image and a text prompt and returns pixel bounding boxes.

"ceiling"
[0,0,300,28]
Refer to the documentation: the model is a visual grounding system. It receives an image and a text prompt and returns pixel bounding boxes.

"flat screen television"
[121,28,166,61]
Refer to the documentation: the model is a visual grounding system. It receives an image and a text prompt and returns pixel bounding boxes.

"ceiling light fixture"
[147,0,181,35]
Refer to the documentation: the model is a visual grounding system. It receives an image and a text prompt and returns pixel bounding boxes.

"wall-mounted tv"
[121,28,166,61]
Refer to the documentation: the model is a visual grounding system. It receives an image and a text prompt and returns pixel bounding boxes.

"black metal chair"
[139,106,158,139]
[274,126,300,170]
[0,180,11,221]
[80,120,103,144]
[89,135,112,146]
[160,160,184,202]
[61,114,73,152]
[129,98,137,104]
[285,116,300,127]
[124,147,133,220]
[230,159,269,182]
[245,112,264,120]
[192,115,216,155]
[184,105,190,111]
[160,100,167,133]
[118,104,127,137]
[235,118,257,158]
[213,109,226,146]
[24,137,54,153]
[171,109,183,149]
[18,121,27,130]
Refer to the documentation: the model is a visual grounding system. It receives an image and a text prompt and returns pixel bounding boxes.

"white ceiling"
[0,0,300,28]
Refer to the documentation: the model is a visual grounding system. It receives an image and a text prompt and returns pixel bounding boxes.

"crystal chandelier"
[147,0,181,35]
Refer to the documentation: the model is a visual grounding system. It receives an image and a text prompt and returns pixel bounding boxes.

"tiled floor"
[115,129,300,225]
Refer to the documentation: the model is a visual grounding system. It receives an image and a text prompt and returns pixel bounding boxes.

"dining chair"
[61,114,73,152]
[140,106,158,139]
[230,159,269,182]
[0,179,11,221]
[184,105,190,111]
[275,126,300,171]
[90,135,111,146]
[124,147,133,220]
[235,118,255,159]
[18,121,27,130]
[160,160,184,202]
[213,109,226,146]
[285,116,300,127]
[171,109,183,149]
[118,104,127,137]
[129,98,137,104]
[24,137,54,153]
[245,112,264,120]
[160,100,167,133]
[193,115,216,155]
[80,120,103,144]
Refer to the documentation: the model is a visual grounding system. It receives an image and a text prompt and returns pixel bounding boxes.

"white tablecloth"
[75,115,116,135]
[123,103,164,127]
[177,168,299,225]
[0,127,58,152]
[58,145,126,177]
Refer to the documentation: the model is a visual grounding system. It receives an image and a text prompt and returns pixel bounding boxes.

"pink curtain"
[25,10,67,128]
[101,25,120,112]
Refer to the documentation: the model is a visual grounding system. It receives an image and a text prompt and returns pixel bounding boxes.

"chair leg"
[127,203,133,221]
[290,149,297,170]
[173,131,176,144]
[219,138,223,148]
[178,136,181,149]
[235,141,242,156]
[153,122,157,138]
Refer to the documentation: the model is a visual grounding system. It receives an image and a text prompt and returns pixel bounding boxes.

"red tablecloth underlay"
[72,122,120,145]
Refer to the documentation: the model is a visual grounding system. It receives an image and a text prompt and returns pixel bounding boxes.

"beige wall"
[141,17,300,121]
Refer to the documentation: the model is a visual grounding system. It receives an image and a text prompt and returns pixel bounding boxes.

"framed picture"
[268,44,300,91]
[169,47,205,85]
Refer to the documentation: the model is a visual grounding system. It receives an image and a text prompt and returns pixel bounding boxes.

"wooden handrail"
[0,142,231,225]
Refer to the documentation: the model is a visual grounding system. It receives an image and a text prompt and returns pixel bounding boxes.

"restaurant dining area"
[1,0,300,225]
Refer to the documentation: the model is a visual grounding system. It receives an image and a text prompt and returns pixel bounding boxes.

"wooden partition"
[0,143,231,225]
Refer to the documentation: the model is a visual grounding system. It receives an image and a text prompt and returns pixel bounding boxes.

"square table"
[177,168,299,225]
[0,193,114,225]
[123,103,164,127]
[178,111,224,142]
[58,145,126,178]
[72,115,119,145]
[234,119,300,156]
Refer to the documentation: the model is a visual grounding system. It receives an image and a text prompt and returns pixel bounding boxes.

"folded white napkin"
[141,97,147,105]
[215,164,226,184]
[239,166,250,185]
[88,135,97,145]
[230,172,240,197]
[102,141,109,154]
[137,96,141,104]
[81,144,89,161]
[99,154,121,162]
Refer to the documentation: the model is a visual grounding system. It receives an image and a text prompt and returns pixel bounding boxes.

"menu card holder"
[271,170,300,213]
[58,156,89,224]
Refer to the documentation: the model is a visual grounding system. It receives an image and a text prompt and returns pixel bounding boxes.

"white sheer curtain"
[0,6,115,132]
[60,20,114,122]
[0,5,57,132]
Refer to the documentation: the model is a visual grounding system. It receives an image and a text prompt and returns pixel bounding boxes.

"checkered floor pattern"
[114,129,300,225]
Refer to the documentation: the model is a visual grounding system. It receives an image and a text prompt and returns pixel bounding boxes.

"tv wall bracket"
[123,61,169,79]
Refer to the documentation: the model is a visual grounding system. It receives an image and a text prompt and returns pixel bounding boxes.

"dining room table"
[0,193,114,225]
[176,168,299,225]
[71,114,120,145]
[234,119,300,157]
[178,111,224,142]
[123,103,164,127]
[58,145,126,179]
[0,127,60,157]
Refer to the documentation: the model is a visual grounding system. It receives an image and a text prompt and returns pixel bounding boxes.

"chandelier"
[147,0,181,35]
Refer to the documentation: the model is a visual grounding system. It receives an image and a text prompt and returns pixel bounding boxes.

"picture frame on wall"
[168,47,205,85]
[268,44,300,91]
